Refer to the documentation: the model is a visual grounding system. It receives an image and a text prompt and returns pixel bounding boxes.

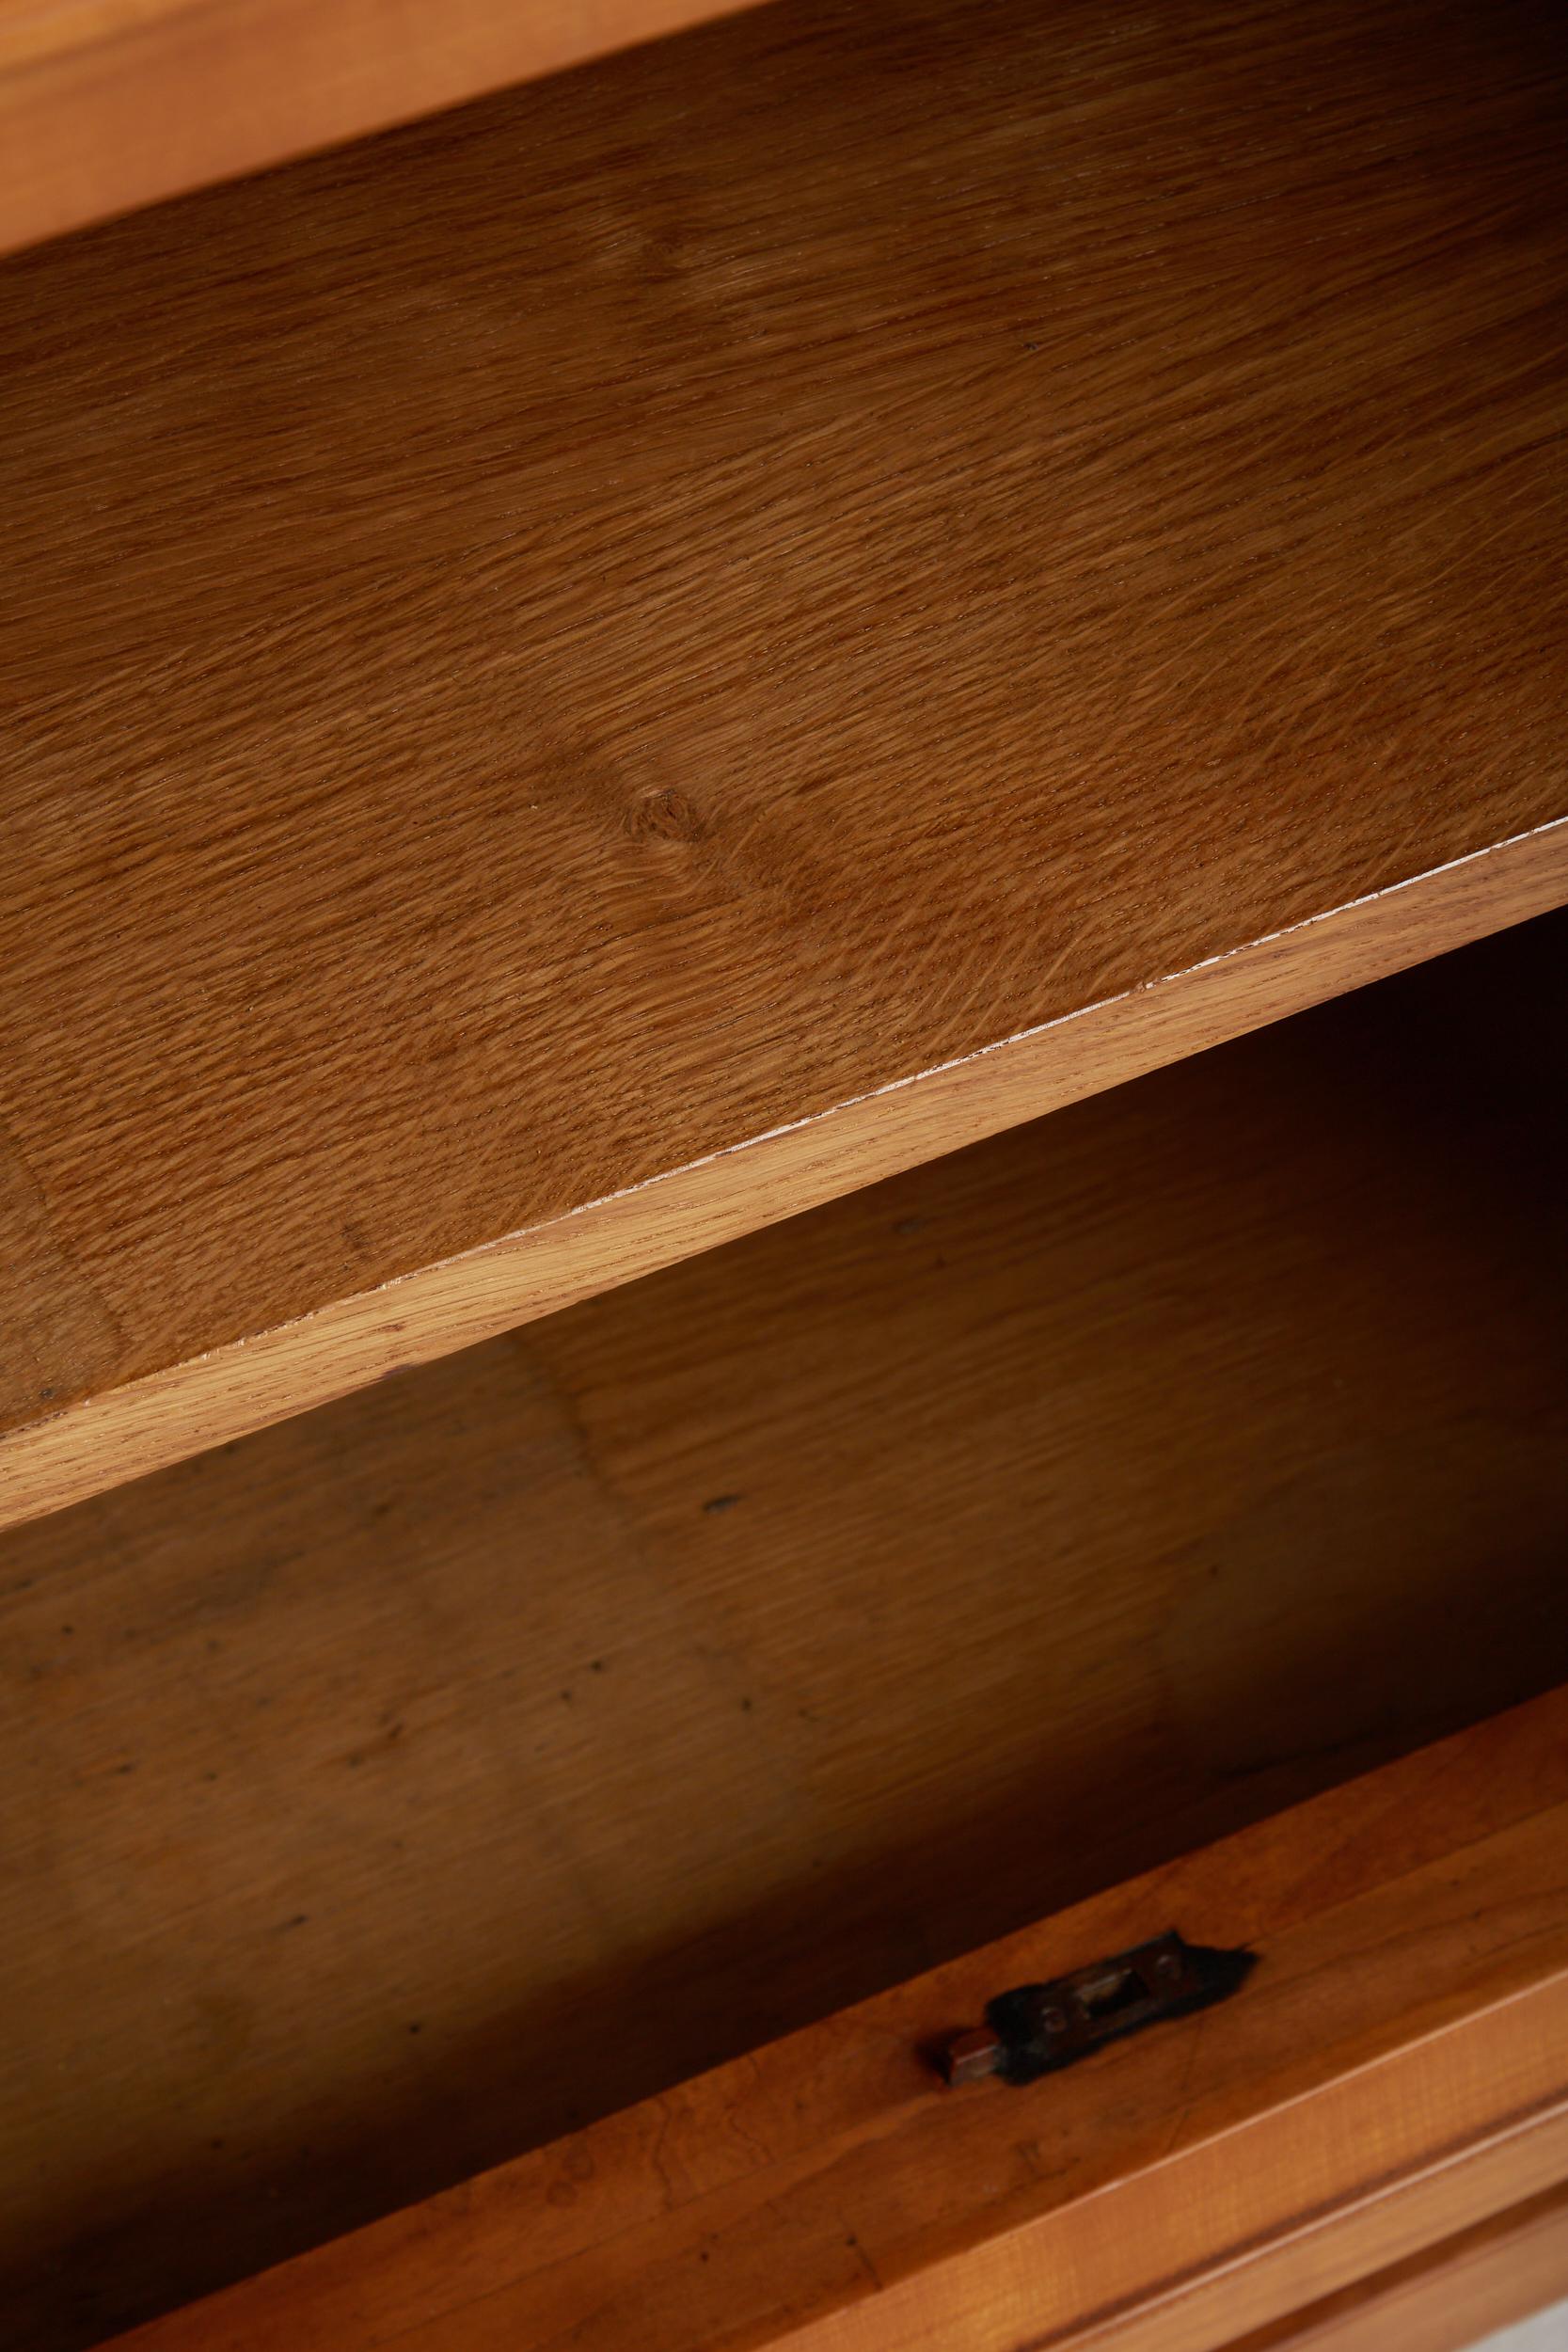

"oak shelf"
[4,0,1567,1531]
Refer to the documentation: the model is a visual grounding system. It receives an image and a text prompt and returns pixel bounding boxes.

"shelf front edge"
[4,813,1565,1535]
[0,0,763,259]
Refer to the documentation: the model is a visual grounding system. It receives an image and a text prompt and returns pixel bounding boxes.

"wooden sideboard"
[1,1,1564,2345]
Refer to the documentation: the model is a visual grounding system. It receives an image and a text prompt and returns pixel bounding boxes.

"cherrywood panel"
[7,923,1568,2350]
[1221,2181,1568,2352]
[103,1686,1568,2352]
[3,0,1567,1527]
[0,0,761,259]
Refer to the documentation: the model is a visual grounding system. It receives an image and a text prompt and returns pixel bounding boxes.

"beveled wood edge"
[863,2039,1568,2352]
[8,814,1567,1535]
[1218,2175,1568,2352]
[0,0,763,261]
[103,1684,1568,2352]
[5,815,1564,1535]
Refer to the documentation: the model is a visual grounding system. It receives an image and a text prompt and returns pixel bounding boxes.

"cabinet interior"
[6,910,1566,2352]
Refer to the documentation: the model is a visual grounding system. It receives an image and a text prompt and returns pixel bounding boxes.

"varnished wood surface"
[5,821,1565,1541]
[103,1685,1568,2352]
[8,924,1568,2350]
[0,0,761,258]
[4,0,1568,1527]
[1222,2181,1568,2352]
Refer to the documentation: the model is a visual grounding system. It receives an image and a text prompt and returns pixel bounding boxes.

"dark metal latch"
[937,1928,1256,2088]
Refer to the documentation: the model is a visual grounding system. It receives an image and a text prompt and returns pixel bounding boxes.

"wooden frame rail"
[106,1684,1568,2351]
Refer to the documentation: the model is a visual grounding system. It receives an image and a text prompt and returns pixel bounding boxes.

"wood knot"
[626,787,704,844]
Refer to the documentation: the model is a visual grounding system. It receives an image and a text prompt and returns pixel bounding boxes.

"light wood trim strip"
[0,0,762,258]
[1221,2178,1568,2352]
[103,1684,1568,2352]
[6,815,1564,1537]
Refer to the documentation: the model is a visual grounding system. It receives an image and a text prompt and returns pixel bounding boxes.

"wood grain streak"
[8,920,1568,2349]
[2,0,1566,1521]
[102,1685,1568,2352]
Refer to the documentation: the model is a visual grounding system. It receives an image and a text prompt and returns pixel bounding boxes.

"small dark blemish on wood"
[892,1216,927,1236]
[703,1492,742,1515]
[627,786,705,844]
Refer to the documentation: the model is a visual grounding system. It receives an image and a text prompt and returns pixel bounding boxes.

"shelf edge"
[0,0,763,259]
[4,812,1565,1534]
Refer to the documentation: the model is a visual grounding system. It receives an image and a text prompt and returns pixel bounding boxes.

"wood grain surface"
[0,0,763,258]
[8,921,1568,2351]
[3,0,1567,1527]
[101,1684,1568,2352]
[1221,2180,1568,2352]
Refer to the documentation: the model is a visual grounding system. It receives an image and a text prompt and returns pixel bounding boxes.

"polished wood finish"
[5,821,1564,1541]
[103,1684,1568,2352]
[8,924,1568,2350]
[0,0,760,258]
[4,0,1567,1530]
[1223,2182,1568,2352]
